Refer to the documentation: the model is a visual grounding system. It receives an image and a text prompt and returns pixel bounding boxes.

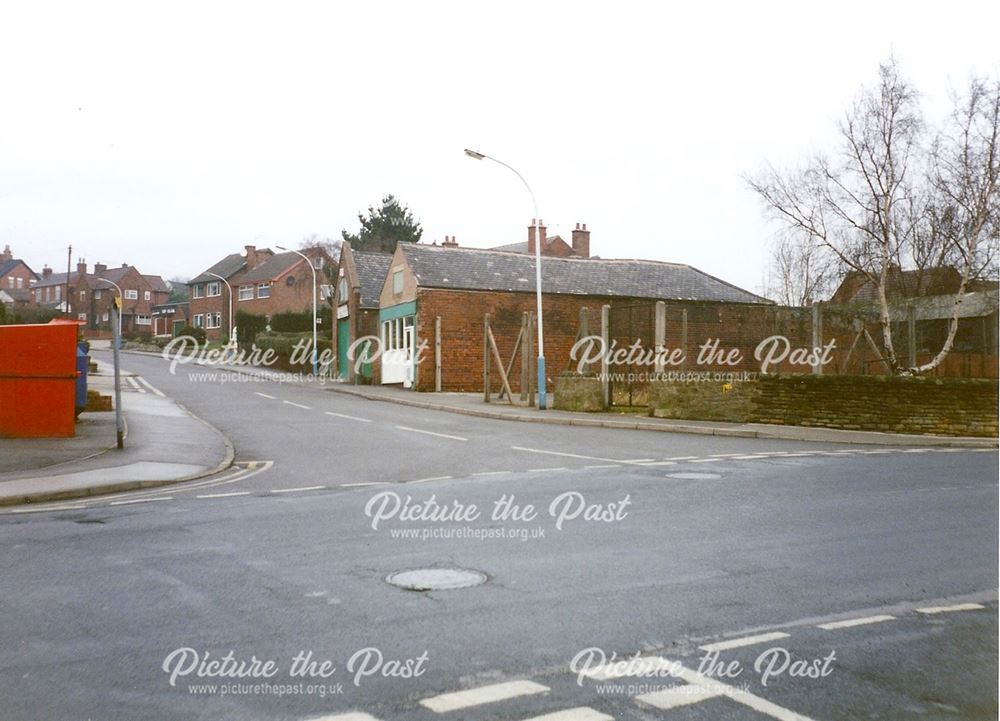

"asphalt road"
[0,351,996,721]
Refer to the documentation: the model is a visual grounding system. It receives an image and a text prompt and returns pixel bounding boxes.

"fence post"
[483,313,491,403]
[907,304,916,369]
[601,304,610,409]
[434,316,442,392]
[811,302,823,375]
[579,307,590,374]
[654,301,666,375]
[526,312,535,404]
[681,308,688,371]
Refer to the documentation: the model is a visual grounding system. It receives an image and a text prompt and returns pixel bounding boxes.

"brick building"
[0,245,38,311]
[332,242,392,381]
[489,220,591,258]
[376,240,770,392]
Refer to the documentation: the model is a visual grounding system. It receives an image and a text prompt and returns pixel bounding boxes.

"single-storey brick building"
[332,242,393,382]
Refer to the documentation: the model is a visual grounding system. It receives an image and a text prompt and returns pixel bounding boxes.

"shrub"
[254,331,332,371]
[178,325,206,344]
[269,307,333,333]
[236,311,268,348]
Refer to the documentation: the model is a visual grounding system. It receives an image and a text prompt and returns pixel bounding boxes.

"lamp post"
[205,271,236,347]
[276,245,318,377]
[464,148,547,409]
[94,279,123,347]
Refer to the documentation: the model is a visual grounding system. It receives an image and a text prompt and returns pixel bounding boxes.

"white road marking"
[856,450,891,454]
[136,376,165,396]
[636,684,722,710]
[900,448,931,453]
[583,464,621,469]
[283,400,311,409]
[709,453,746,457]
[634,460,676,466]
[699,631,790,652]
[512,446,654,465]
[666,455,699,460]
[341,482,389,487]
[521,707,614,721]
[126,376,145,392]
[196,491,251,499]
[409,476,453,484]
[110,496,173,505]
[396,425,468,441]
[307,713,382,721]
[775,453,815,457]
[730,455,769,460]
[255,392,277,399]
[325,411,373,423]
[580,655,679,681]
[817,614,895,630]
[635,657,816,720]
[916,603,985,614]
[419,679,549,712]
[689,458,721,463]
[472,471,511,476]
[528,467,568,472]
[271,485,326,494]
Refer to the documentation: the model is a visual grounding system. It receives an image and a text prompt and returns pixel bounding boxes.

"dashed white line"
[689,458,722,463]
[583,464,621,469]
[110,496,173,505]
[283,400,311,410]
[666,455,699,461]
[396,425,467,441]
[409,475,453,484]
[271,485,326,494]
[699,631,790,652]
[419,679,549,712]
[528,467,568,472]
[10,504,88,514]
[916,603,985,614]
[136,376,166,396]
[341,482,390,487]
[817,614,895,630]
[637,685,722,710]
[255,392,277,399]
[308,713,382,721]
[325,411,373,423]
[472,471,511,476]
[196,491,251,499]
[522,708,614,721]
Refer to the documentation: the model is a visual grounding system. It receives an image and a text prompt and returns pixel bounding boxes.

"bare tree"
[764,230,838,306]
[748,58,999,374]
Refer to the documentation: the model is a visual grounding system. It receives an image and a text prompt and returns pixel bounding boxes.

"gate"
[607,303,656,408]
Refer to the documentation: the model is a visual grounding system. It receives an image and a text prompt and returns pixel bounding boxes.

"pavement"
[0,357,233,506]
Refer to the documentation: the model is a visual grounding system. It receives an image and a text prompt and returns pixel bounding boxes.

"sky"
[1,1,997,295]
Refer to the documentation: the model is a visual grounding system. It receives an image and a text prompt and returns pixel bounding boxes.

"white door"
[381,316,414,384]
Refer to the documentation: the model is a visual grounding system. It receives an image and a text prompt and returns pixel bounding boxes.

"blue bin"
[75,342,89,418]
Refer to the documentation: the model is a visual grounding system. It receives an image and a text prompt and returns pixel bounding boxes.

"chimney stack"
[42,265,52,278]
[527,219,546,255]
[0,245,11,263]
[94,262,107,274]
[442,235,458,247]
[77,258,87,276]
[571,223,591,258]
[245,245,258,269]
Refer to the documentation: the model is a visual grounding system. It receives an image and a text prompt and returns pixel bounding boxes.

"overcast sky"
[2,1,997,294]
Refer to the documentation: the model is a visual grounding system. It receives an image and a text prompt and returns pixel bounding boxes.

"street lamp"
[205,271,236,347]
[275,245,318,377]
[94,279,123,346]
[464,148,547,409]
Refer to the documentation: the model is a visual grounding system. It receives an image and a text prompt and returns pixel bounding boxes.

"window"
[124,289,138,300]
[193,284,204,299]
[45,288,51,302]
[193,314,204,328]
[78,313,87,322]
[207,282,221,297]
[338,278,348,301]
[137,314,152,326]
[239,285,253,301]
[6,277,12,288]
[55,286,61,300]
[16,277,22,288]
[205,312,221,329]
[35,288,41,302]
[257,283,271,299]
[94,289,102,299]
[313,256,324,270]
[144,290,151,301]
[80,290,86,301]
[392,270,404,294]
[102,312,109,322]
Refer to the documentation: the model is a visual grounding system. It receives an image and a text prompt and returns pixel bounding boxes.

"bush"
[236,311,268,348]
[269,307,333,333]
[178,325,206,344]
[254,331,332,371]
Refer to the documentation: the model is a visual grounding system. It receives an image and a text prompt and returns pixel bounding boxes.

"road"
[0,350,996,721]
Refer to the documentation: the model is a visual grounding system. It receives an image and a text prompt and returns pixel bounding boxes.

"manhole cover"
[665,472,723,480]
[386,568,488,591]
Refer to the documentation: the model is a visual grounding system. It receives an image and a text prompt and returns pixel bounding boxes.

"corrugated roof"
[353,251,393,308]
[238,252,303,284]
[190,253,248,284]
[400,244,769,304]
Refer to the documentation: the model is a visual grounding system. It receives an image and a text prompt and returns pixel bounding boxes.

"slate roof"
[33,271,81,288]
[238,252,304,284]
[353,251,393,308]
[400,244,769,304]
[0,259,37,280]
[143,274,170,293]
[190,253,248,284]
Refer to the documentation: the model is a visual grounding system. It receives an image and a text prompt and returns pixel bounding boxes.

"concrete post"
[654,301,666,375]
[601,304,610,409]
[483,314,491,403]
[811,302,823,375]
[434,316,442,392]
[907,304,916,368]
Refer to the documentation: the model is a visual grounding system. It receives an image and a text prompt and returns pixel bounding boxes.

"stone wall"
[648,374,998,437]
[553,374,603,412]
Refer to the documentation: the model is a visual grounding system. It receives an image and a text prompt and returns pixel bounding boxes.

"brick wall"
[649,374,998,438]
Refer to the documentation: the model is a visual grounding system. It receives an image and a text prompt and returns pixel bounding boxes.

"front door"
[380,315,414,385]
[337,318,350,379]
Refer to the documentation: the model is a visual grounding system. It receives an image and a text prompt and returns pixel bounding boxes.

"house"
[488,220,591,258]
[0,246,38,295]
[30,260,166,336]
[332,242,393,381]
[376,240,769,391]
[152,302,190,338]
[189,245,332,342]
